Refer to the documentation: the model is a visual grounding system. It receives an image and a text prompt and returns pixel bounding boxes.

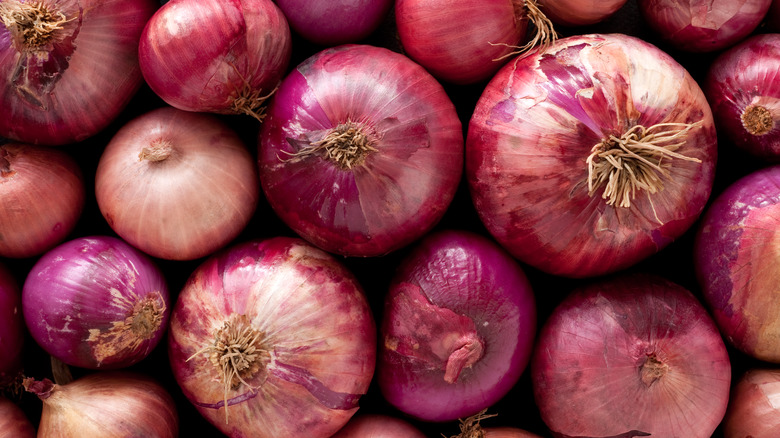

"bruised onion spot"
[138,139,174,162]
[283,120,379,170]
[639,353,668,387]
[0,0,71,49]
[741,104,774,136]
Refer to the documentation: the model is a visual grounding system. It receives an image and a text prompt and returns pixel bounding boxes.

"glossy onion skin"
[331,414,427,438]
[22,236,170,369]
[168,237,376,438]
[0,0,156,145]
[139,0,291,114]
[0,397,35,438]
[259,44,463,257]
[532,274,731,438]
[0,143,84,258]
[723,368,780,437]
[538,0,628,26]
[705,34,780,162]
[639,0,771,52]
[378,230,536,422]
[276,0,392,46]
[0,264,23,388]
[694,165,780,363]
[95,107,259,261]
[467,33,717,278]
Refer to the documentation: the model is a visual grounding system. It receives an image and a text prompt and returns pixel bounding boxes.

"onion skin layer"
[694,165,780,363]
[331,414,426,437]
[0,264,23,388]
[467,33,717,278]
[723,368,780,438]
[168,237,376,438]
[538,0,628,26]
[531,274,731,438]
[0,397,35,438]
[276,0,393,46]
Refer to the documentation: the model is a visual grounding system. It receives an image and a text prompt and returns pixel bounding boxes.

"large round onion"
[22,236,170,369]
[0,397,34,438]
[0,264,23,388]
[694,165,780,363]
[168,237,376,438]
[378,230,536,422]
[0,0,156,145]
[538,0,628,26]
[531,273,731,438]
[466,33,717,278]
[275,0,393,46]
[722,368,780,437]
[331,414,426,437]
[258,44,463,257]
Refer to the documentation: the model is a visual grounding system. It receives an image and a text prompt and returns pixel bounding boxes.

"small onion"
[139,0,292,119]
[694,165,780,363]
[0,396,35,438]
[24,372,178,438]
[378,230,536,422]
[0,0,156,145]
[0,143,84,258]
[0,264,23,388]
[722,368,780,437]
[538,0,628,26]
[466,33,717,278]
[275,0,393,46]
[22,236,170,369]
[443,411,543,438]
[95,107,259,261]
[705,33,780,162]
[258,44,463,257]
[168,237,376,438]
[531,273,731,438]
[331,414,426,437]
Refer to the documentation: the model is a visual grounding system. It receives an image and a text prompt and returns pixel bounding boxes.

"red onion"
[0,396,34,438]
[378,230,536,422]
[275,0,392,46]
[531,273,731,438]
[705,33,780,162]
[638,0,772,52]
[466,33,717,278]
[722,368,780,437]
[139,0,291,119]
[95,107,259,261]
[443,411,543,438]
[258,44,463,257]
[332,414,426,437]
[0,143,84,258]
[24,372,178,437]
[168,237,376,438]
[538,0,628,26]
[0,264,23,388]
[22,235,170,369]
[0,0,156,145]
[694,165,780,363]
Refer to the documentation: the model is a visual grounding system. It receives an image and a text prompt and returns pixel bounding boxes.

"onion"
[394,0,555,85]
[0,0,156,145]
[275,0,392,46]
[531,273,731,438]
[466,33,717,278]
[378,230,536,422]
[24,371,178,437]
[0,143,84,258]
[443,411,543,438]
[694,165,780,363]
[0,264,23,388]
[0,396,34,438]
[538,0,628,26]
[139,0,291,120]
[258,44,463,257]
[722,368,780,437]
[95,107,259,261]
[22,235,170,370]
[331,414,426,437]
[168,237,376,438]
[638,0,772,52]
[705,33,780,162]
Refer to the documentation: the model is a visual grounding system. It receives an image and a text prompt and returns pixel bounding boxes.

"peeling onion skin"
[694,165,780,363]
[331,414,427,437]
[378,230,536,422]
[22,236,171,370]
[538,0,628,26]
[258,44,463,257]
[276,0,393,46]
[466,33,717,278]
[638,0,772,53]
[705,34,780,162]
[0,264,23,388]
[0,143,85,258]
[168,237,376,438]
[531,274,731,438]
[723,368,780,438]
[0,397,35,438]
[0,0,156,145]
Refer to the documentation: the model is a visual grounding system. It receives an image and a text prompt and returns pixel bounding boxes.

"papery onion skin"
[722,368,780,437]
[275,0,392,46]
[258,44,463,257]
[466,33,717,278]
[538,0,628,26]
[95,106,259,261]
[531,273,731,438]
[0,264,23,388]
[694,165,780,363]
[331,414,426,437]
[0,397,35,438]
[378,230,536,422]
[705,33,780,162]
[638,0,772,52]
[0,143,84,258]
[25,372,178,438]
[0,0,156,145]
[168,237,376,438]
[139,0,291,117]
[22,236,170,369]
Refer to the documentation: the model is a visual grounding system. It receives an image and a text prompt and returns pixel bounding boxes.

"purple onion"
[0,263,23,387]
[22,236,170,369]
[275,0,392,45]
[0,396,35,438]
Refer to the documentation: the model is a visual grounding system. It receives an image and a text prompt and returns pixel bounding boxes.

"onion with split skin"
[0,263,23,389]
[0,396,34,438]
[723,368,780,437]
